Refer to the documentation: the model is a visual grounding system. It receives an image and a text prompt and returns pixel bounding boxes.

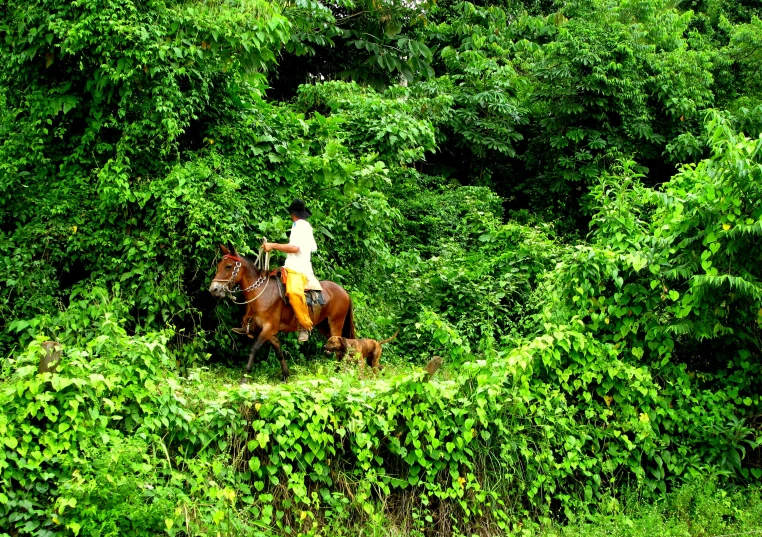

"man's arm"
[263,242,299,254]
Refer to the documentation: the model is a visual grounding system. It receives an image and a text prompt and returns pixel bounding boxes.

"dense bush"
[2,0,762,535]
[2,311,760,535]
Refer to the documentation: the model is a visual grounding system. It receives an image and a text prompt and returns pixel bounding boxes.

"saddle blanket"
[305,290,326,307]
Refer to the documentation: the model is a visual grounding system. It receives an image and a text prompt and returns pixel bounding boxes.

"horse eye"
[225,264,232,269]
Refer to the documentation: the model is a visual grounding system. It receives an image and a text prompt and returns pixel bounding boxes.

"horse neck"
[239,262,266,289]
[239,263,274,304]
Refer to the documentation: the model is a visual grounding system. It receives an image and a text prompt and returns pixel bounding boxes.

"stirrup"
[298,329,309,343]
[232,327,248,335]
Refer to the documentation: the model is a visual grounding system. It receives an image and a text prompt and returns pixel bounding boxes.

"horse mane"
[238,254,271,278]
[239,254,262,273]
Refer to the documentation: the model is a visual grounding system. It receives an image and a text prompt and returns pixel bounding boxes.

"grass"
[199,330,449,387]
[312,479,762,537]
[526,479,762,537]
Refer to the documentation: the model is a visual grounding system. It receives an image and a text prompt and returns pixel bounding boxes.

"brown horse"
[209,245,355,381]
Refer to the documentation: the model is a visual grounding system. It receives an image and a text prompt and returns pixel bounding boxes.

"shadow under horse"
[209,245,356,381]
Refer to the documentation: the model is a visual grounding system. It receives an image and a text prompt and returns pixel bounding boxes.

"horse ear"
[229,242,238,256]
[220,244,230,255]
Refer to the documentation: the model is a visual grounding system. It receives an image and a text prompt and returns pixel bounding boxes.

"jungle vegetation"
[1,0,761,534]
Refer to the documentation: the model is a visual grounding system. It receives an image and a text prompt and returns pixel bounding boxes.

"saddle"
[271,268,325,308]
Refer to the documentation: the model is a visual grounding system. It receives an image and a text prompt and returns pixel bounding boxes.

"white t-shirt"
[284,219,322,290]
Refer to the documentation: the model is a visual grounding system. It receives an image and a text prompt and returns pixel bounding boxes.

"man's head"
[287,199,311,220]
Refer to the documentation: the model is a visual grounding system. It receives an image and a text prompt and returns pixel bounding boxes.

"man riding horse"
[261,199,320,342]
[210,199,354,380]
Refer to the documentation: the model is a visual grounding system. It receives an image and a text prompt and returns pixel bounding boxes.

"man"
[263,199,322,342]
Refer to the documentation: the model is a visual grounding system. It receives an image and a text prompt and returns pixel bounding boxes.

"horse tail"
[379,329,398,346]
[342,298,356,339]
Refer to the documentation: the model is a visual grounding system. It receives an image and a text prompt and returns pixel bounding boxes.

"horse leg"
[268,336,289,381]
[316,319,331,339]
[243,328,274,383]
[327,314,345,337]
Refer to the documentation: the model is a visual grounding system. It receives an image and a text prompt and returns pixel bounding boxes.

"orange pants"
[283,268,313,331]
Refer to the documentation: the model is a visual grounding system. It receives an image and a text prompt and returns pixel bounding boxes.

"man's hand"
[263,242,300,254]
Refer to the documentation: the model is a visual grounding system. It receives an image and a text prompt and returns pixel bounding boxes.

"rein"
[229,277,270,304]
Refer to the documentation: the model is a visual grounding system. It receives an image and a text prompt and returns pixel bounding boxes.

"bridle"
[211,254,244,293]
[212,253,271,304]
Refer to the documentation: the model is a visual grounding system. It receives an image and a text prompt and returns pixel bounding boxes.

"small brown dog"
[324,330,398,373]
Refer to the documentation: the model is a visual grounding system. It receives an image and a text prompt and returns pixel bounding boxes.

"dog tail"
[379,329,399,346]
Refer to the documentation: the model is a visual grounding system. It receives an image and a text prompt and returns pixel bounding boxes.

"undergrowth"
[2,309,760,536]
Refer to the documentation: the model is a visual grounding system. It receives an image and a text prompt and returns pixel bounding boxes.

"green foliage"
[528,113,762,497]
[519,0,715,203]
[2,0,762,534]
[0,0,290,354]
[0,304,180,533]
[272,0,435,92]
[544,111,762,361]
[717,15,762,115]
[378,180,560,354]
[4,319,761,535]
[427,2,530,161]
[411,0,762,222]
[297,81,440,164]
[58,437,178,536]
[531,478,762,536]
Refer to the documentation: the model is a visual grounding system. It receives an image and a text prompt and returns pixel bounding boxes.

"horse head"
[209,244,246,298]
